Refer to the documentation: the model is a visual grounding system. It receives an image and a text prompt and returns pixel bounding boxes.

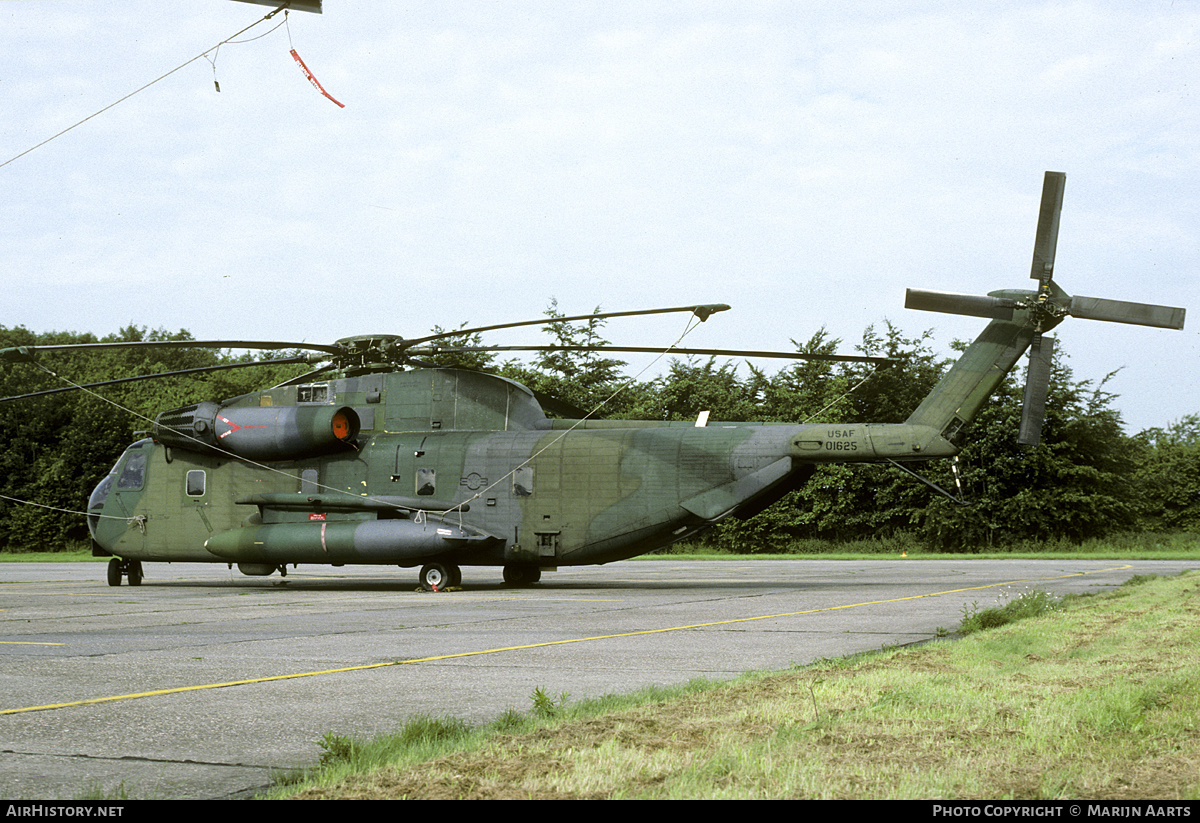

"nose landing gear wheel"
[106,558,144,586]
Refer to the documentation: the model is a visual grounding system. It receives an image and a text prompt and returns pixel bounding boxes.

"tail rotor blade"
[905,289,1018,320]
[1030,171,1066,286]
[1069,295,1186,330]
[1018,334,1055,446]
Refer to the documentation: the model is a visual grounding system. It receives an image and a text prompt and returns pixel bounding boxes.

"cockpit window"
[88,474,114,511]
[116,452,147,490]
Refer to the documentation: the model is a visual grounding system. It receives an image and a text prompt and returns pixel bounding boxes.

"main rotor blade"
[2,339,341,358]
[904,289,1019,321]
[400,304,732,349]
[412,344,893,366]
[1017,334,1055,447]
[0,356,311,404]
[1068,296,1186,330]
[1030,171,1066,286]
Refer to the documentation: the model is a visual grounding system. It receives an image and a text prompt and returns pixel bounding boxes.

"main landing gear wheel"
[502,565,541,586]
[106,558,144,586]
[419,562,461,592]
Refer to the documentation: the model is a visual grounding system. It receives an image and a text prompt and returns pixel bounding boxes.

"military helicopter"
[1,172,1185,591]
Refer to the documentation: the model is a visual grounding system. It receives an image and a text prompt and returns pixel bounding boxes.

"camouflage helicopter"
[1,172,1185,591]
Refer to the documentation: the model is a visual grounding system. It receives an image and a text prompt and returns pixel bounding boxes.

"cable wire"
[0,4,290,171]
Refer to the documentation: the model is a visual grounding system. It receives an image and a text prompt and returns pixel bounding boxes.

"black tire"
[419,562,454,592]
[106,558,122,587]
[127,560,143,587]
[502,565,541,586]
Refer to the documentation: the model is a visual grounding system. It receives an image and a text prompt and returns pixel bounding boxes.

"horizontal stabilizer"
[905,289,1018,321]
[1069,296,1185,330]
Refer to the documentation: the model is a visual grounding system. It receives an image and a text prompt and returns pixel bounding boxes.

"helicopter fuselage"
[86,366,954,585]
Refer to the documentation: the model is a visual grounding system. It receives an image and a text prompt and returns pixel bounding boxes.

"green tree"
[918,361,1141,549]
[419,323,498,372]
[1132,414,1200,532]
[769,323,948,543]
[500,299,632,417]
[752,329,851,424]
[695,324,945,549]
[650,357,762,423]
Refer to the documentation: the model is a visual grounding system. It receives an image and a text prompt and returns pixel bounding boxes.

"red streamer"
[290,48,345,108]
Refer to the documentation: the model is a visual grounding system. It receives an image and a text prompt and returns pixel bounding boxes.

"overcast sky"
[1,1,1196,434]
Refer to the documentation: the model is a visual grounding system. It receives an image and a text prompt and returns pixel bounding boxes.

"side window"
[186,470,206,497]
[513,466,533,497]
[297,384,329,403]
[416,468,436,496]
[116,452,147,490]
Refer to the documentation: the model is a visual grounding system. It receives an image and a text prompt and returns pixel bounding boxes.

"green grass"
[958,588,1062,634]
[267,570,1200,800]
[662,531,1200,558]
[262,682,722,798]
[0,548,107,561]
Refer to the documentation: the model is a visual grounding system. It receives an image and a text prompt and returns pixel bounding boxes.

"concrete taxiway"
[1,558,1195,799]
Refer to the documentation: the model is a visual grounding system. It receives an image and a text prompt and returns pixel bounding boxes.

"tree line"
[1,313,1195,553]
